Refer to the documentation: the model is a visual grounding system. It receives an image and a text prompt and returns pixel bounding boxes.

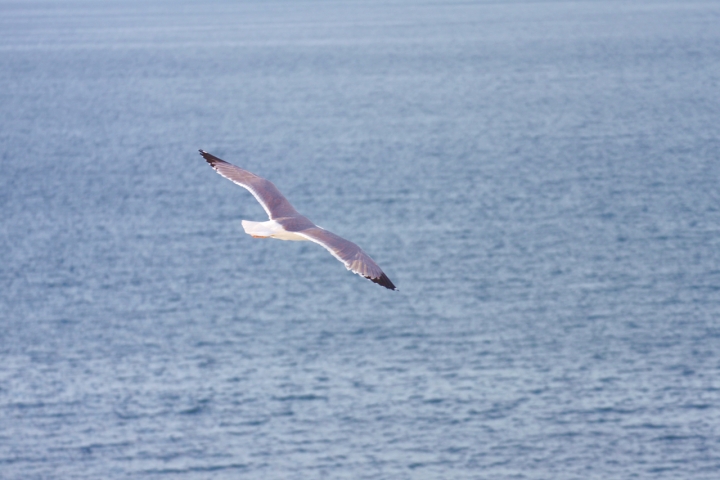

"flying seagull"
[199,150,396,290]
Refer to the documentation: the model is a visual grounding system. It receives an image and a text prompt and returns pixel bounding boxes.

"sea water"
[1,1,719,478]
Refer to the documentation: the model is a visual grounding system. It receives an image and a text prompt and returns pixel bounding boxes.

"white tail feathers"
[241,220,274,237]
[241,220,307,241]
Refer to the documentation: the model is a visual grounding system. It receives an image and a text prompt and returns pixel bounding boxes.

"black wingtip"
[199,149,226,167]
[368,272,397,290]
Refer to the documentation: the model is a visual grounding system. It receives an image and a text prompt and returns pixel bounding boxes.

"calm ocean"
[1,0,719,478]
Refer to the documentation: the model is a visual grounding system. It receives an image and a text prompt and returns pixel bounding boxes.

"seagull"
[199,150,396,290]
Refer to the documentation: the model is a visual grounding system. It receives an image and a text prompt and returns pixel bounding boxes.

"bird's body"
[199,150,396,290]
[242,219,308,241]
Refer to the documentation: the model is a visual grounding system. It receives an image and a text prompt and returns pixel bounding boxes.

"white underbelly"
[241,220,308,241]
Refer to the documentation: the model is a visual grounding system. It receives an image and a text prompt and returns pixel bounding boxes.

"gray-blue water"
[2,0,720,478]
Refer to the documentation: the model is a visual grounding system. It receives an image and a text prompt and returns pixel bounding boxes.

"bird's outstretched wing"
[199,150,299,219]
[295,227,396,290]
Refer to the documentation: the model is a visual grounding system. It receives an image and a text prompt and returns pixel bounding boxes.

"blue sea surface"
[1,0,720,478]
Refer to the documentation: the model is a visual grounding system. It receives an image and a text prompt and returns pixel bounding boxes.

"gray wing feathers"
[199,150,299,219]
[296,227,396,290]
